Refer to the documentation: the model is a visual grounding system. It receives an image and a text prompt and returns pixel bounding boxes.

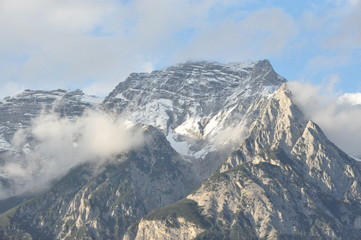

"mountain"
[0,60,360,239]
[128,85,361,239]
[103,60,284,151]
[103,60,286,179]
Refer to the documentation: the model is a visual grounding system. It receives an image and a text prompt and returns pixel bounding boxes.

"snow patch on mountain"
[131,99,174,131]
[166,131,192,158]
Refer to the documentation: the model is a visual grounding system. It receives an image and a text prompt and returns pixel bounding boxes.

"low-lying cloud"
[287,81,361,157]
[0,110,144,199]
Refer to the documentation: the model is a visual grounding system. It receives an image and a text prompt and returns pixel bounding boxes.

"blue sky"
[0,0,360,97]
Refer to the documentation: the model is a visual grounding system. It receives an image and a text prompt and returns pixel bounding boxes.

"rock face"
[0,60,360,240]
[131,85,361,240]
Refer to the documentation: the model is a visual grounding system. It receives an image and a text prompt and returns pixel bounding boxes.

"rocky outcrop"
[126,218,205,240]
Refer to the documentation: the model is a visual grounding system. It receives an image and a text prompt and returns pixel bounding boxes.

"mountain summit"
[103,60,286,178]
[103,60,284,139]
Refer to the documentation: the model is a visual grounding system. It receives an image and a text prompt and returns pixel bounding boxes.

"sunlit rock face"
[130,85,361,240]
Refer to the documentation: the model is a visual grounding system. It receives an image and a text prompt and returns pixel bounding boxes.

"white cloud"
[0,110,144,198]
[287,81,361,157]
[338,93,361,105]
[0,0,298,98]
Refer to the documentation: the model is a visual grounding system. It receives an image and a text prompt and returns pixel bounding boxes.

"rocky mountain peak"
[103,60,285,118]
[102,60,286,160]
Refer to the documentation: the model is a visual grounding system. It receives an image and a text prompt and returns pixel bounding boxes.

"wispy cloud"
[323,1,361,49]
[175,8,298,62]
[0,110,144,199]
[0,0,298,97]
